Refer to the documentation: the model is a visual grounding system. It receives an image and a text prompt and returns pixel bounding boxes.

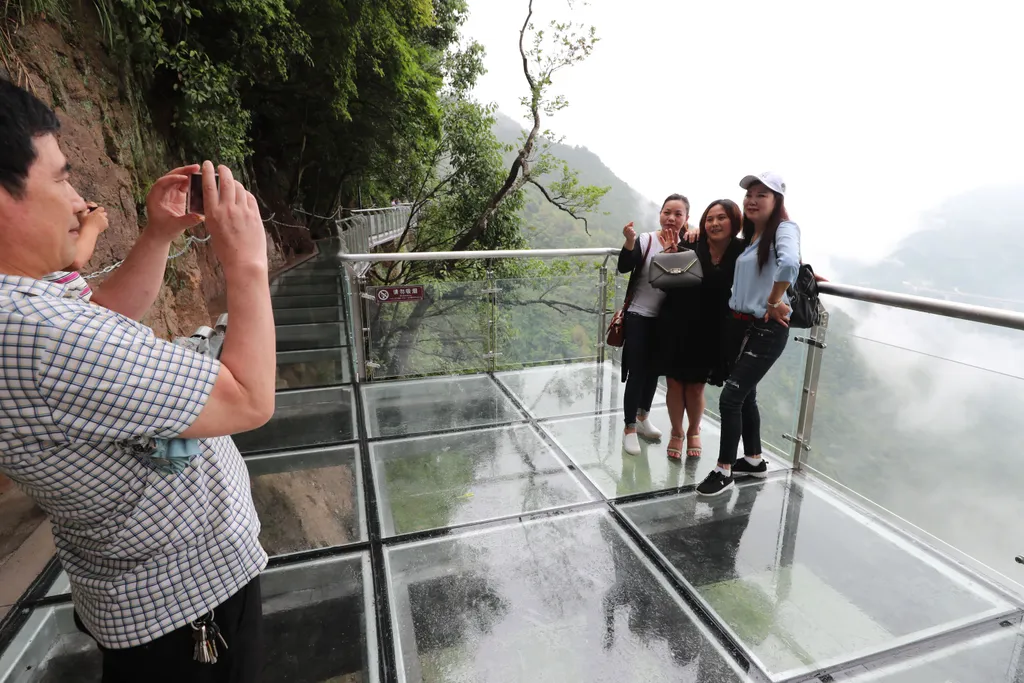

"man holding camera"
[0,80,275,682]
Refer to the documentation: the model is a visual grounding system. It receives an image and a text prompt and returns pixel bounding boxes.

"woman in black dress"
[657,200,745,459]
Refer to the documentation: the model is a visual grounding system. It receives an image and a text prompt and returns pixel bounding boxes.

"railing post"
[357,272,377,381]
[786,308,830,470]
[485,268,498,372]
[597,258,609,364]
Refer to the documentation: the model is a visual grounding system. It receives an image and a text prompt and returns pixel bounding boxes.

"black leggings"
[623,313,660,427]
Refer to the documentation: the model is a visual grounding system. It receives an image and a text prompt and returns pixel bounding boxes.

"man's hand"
[144,164,203,242]
[203,162,267,272]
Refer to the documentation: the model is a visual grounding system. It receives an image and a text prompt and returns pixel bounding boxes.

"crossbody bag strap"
[623,233,653,313]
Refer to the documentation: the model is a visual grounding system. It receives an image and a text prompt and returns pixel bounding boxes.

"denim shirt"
[728,220,801,318]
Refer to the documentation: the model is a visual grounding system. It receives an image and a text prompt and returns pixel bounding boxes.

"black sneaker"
[696,470,734,497]
[732,457,768,479]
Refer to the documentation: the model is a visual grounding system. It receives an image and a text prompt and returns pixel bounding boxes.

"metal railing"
[335,204,416,256]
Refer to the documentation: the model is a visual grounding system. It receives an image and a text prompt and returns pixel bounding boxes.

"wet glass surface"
[836,624,1024,682]
[246,446,365,555]
[496,362,665,420]
[542,406,784,499]
[620,477,1012,680]
[371,425,593,537]
[277,348,351,390]
[27,554,376,683]
[277,323,348,352]
[386,509,748,683]
[274,306,344,326]
[233,387,356,454]
[273,294,342,310]
[362,376,524,439]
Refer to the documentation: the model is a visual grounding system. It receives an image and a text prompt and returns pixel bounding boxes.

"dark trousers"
[75,576,264,683]
[718,319,789,466]
[623,312,660,427]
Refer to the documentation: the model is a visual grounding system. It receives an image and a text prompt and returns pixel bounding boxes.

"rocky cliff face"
[2,10,315,338]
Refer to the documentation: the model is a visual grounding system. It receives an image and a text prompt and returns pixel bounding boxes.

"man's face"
[0,134,87,278]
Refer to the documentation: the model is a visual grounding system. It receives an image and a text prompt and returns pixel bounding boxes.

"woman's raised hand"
[623,221,637,249]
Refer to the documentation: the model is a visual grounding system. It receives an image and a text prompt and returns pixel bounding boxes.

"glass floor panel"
[385,509,749,683]
[275,270,340,286]
[371,425,594,537]
[2,553,376,682]
[496,361,666,419]
[362,376,525,439]
[246,446,365,556]
[277,323,348,352]
[542,406,786,498]
[232,386,356,455]
[273,294,342,310]
[833,622,1024,682]
[277,347,351,390]
[619,476,1014,680]
[274,306,344,326]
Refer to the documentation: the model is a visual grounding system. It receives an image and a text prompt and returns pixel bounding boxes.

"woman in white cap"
[696,171,801,497]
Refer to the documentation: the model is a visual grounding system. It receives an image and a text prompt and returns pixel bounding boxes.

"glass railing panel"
[701,327,808,466]
[808,305,1024,593]
[496,275,603,368]
[366,281,489,379]
[384,509,750,682]
[619,476,1015,681]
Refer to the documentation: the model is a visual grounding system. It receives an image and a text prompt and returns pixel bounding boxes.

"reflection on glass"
[233,387,356,454]
[543,406,783,498]
[496,276,603,367]
[0,480,49,618]
[387,510,746,683]
[276,323,347,352]
[274,306,343,326]
[372,425,592,536]
[497,362,665,420]
[246,446,365,555]
[362,376,524,439]
[277,348,351,390]
[621,477,1011,679]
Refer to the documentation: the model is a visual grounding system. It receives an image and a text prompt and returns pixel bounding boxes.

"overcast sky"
[463,0,1024,275]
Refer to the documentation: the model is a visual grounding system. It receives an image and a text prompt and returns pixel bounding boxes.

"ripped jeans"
[717,318,789,466]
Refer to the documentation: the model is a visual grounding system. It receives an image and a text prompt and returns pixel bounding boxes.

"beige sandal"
[667,434,684,460]
[686,432,702,458]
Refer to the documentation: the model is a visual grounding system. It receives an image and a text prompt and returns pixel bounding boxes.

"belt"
[731,309,756,322]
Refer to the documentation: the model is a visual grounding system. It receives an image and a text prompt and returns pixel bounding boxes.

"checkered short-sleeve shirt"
[0,274,267,649]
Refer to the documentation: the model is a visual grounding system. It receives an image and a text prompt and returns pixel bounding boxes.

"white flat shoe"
[623,431,641,455]
[636,416,662,441]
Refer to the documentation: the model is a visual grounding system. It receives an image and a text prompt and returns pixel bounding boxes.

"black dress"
[656,237,745,385]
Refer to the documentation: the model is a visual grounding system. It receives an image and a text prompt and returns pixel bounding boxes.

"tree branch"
[527,178,590,236]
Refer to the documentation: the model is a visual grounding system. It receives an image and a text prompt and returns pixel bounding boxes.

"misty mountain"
[836,185,1024,311]
[493,112,658,249]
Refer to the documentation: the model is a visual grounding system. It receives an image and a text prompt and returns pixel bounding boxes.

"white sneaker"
[623,430,641,455]
[636,416,663,441]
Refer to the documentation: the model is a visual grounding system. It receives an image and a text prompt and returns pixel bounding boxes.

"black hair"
[0,79,61,198]
[661,193,690,215]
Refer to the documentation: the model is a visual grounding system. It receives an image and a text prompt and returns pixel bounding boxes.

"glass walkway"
[1,244,1023,683]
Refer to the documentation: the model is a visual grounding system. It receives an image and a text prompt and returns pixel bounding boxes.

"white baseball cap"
[740,171,786,196]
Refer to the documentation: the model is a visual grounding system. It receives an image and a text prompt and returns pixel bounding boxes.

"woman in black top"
[656,200,745,459]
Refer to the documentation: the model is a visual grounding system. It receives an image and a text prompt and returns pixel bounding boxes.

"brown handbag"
[606,235,653,348]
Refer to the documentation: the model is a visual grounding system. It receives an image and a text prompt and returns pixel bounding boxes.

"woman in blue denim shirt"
[696,171,801,497]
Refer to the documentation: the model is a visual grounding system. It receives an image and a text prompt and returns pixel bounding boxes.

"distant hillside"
[493,113,659,249]
[836,184,1024,311]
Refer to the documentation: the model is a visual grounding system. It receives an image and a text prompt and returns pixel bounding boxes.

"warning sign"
[375,286,425,303]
